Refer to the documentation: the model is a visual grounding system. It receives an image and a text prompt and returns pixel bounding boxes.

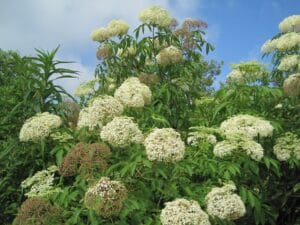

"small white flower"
[19,112,62,142]
[187,132,217,146]
[226,70,244,83]
[205,183,246,220]
[279,15,300,33]
[226,61,268,84]
[283,73,300,97]
[213,135,265,161]
[273,132,300,161]
[107,19,129,36]
[220,114,273,139]
[84,177,127,217]
[100,116,144,147]
[261,32,300,53]
[90,27,111,42]
[156,46,183,66]
[160,198,210,225]
[139,6,172,27]
[278,55,300,71]
[144,128,185,162]
[114,77,152,108]
[77,95,124,131]
[21,166,61,198]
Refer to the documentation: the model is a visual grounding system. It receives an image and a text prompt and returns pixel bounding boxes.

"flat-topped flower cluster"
[21,166,61,198]
[220,114,274,140]
[160,198,210,225]
[91,19,129,42]
[77,95,124,130]
[20,112,62,142]
[84,177,127,217]
[273,132,300,161]
[261,14,300,97]
[205,183,246,220]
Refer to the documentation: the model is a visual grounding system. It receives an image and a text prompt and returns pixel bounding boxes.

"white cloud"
[0,0,204,94]
[0,0,160,53]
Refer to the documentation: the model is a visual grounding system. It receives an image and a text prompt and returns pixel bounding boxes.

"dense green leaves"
[0,48,78,224]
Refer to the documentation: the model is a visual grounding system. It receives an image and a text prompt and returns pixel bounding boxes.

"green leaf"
[156,168,168,179]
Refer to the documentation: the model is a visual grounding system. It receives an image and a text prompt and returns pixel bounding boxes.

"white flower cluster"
[213,136,264,161]
[240,138,265,161]
[273,132,300,161]
[77,95,124,130]
[279,15,300,33]
[205,183,246,220]
[283,73,300,97]
[100,116,144,147]
[74,79,98,97]
[220,114,274,139]
[85,177,127,198]
[226,70,243,83]
[213,140,236,158]
[21,166,61,198]
[278,55,300,71]
[91,27,111,42]
[226,61,269,85]
[107,19,129,36]
[139,6,172,27]
[114,77,152,108]
[84,177,127,217]
[275,103,283,109]
[91,19,129,42]
[261,32,300,53]
[160,198,211,225]
[156,46,183,66]
[144,128,185,162]
[19,112,62,142]
[187,132,217,146]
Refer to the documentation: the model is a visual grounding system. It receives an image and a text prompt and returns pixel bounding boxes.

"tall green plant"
[0,48,77,224]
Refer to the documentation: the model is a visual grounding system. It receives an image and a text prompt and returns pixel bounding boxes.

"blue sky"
[199,0,300,85]
[0,0,299,92]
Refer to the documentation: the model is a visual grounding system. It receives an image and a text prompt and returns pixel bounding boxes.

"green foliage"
[94,21,220,130]
[23,47,78,112]
[0,48,77,224]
